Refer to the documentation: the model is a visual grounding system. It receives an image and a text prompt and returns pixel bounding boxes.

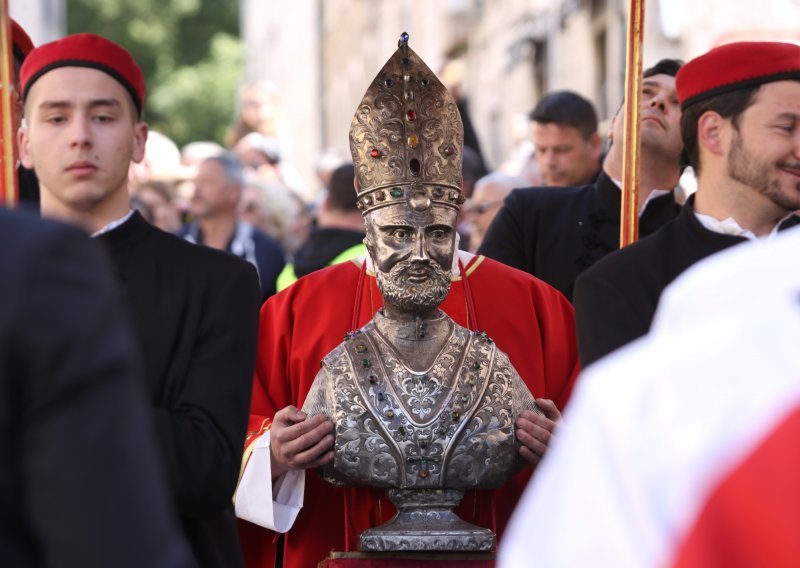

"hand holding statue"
[269,405,334,479]
[516,398,562,468]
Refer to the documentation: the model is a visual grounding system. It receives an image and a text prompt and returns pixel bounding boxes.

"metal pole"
[620,0,645,247]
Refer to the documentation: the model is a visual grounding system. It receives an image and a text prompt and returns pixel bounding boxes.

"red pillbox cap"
[21,33,145,116]
[677,41,800,109]
[11,20,35,62]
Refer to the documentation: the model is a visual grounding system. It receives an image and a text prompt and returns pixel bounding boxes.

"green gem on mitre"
[390,188,404,198]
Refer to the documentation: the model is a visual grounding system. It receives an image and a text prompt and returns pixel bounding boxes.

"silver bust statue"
[302,33,541,553]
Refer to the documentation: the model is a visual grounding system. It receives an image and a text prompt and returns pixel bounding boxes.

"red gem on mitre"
[406,110,417,122]
[370,148,381,159]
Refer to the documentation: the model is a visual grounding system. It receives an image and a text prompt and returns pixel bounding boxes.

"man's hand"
[269,406,334,479]
[516,398,562,469]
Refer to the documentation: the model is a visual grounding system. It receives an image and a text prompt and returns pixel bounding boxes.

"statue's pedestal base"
[360,488,495,552]
[320,551,496,567]
[360,510,495,552]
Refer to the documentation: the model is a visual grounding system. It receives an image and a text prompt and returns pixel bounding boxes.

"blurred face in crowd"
[532,122,601,186]
[190,159,240,218]
[465,183,511,249]
[724,81,800,214]
[136,184,182,232]
[365,203,457,317]
[613,73,683,162]
[240,83,278,131]
[20,67,147,216]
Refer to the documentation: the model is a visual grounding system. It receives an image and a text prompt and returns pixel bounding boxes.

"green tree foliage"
[67,0,242,147]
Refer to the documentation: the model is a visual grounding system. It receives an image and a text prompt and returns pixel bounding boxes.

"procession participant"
[19,33,261,568]
[234,33,579,568]
[574,41,800,367]
[529,90,602,187]
[479,59,684,301]
[0,208,194,568]
[502,225,800,568]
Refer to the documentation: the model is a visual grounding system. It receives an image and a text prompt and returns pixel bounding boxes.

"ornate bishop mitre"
[349,33,465,214]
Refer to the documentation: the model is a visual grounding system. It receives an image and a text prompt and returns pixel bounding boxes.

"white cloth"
[91,210,134,237]
[609,176,672,215]
[234,431,305,533]
[500,227,800,568]
[693,210,790,241]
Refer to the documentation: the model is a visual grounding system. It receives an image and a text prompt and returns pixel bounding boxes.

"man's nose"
[69,117,92,149]
[648,93,666,112]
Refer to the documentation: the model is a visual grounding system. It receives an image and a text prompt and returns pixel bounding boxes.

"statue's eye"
[430,229,446,240]
[391,229,408,239]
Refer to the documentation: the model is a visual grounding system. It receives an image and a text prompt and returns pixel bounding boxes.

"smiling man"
[19,34,261,568]
[573,41,800,367]
[479,59,685,301]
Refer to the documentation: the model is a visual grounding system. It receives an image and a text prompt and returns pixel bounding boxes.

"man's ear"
[697,111,726,157]
[131,122,149,164]
[588,132,603,159]
[18,127,33,169]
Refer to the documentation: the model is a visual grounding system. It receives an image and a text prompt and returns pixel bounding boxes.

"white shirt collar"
[693,211,791,242]
[609,177,672,215]
[91,210,135,237]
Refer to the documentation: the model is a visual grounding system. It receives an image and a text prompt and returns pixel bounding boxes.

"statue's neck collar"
[374,309,450,342]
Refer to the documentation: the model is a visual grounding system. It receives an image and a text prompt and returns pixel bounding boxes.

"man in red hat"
[18,33,261,568]
[573,41,800,367]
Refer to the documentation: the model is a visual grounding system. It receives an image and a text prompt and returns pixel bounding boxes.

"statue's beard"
[376,260,452,314]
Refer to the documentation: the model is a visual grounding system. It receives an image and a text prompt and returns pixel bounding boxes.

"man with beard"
[478,59,685,301]
[234,34,579,568]
[573,41,800,367]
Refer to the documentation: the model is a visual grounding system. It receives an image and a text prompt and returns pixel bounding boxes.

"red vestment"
[238,256,579,568]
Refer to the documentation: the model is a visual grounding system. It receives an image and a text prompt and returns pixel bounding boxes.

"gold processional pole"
[0,0,17,208]
[620,0,645,247]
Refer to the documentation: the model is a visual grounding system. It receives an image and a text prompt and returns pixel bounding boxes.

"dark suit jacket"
[573,197,800,367]
[180,221,285,302]
[97,212,260,568]
[477,171,681,301]
[0,208,193,568]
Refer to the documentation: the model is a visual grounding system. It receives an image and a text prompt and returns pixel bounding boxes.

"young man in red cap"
[18,33,261,568]
[573,41,800,367]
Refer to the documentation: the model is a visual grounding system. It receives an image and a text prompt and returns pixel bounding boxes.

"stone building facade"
[242,0,799,194]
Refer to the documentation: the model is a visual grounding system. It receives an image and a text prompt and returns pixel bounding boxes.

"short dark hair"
[529,91,598,140]
[327,163,358,212]
[643,58,684,79]
[204,152,245,187]
[680,86,760,173]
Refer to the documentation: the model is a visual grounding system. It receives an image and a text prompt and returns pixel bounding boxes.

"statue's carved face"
[365,203,457,314]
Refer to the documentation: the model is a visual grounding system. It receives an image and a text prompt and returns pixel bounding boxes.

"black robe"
[573,197,800,367]
[0,209,193,568]
[96,212,261,568]
[477,171,681,301]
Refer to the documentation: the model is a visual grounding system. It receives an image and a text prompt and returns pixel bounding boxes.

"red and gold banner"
[0,0,17,208]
